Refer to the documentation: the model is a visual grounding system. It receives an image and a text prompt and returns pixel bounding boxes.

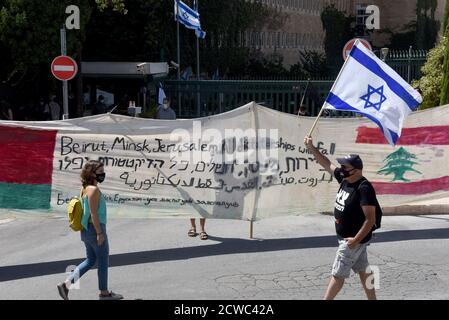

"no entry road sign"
[51,55,78,81]
[342,38,372,61]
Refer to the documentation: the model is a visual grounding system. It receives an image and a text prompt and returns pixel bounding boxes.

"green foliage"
[0,0,319,101]
[442,1,449,106]
[321,4,354,76]
[139,98,157,119]
[0,0,126,92]
[243,51,287,78]
[444,0,449,31]
[95,0,127,14]
[415,0,439,50]
[0,1,85,80]
[82,0,273,77]
[440,25,449,105]
[412,35,446,109]
[199,0,274,76]
[83,0,161,61]
[290,51,329,79]
[386,22,417,50]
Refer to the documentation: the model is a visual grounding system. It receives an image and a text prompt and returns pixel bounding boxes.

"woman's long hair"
[80,160,104,188]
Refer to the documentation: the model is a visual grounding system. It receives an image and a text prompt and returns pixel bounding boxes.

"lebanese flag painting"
[356,125,449,196]
[0,126,57,209]
[0,104,448,219]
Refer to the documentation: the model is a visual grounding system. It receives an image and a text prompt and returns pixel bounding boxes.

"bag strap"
[357,179,368,191]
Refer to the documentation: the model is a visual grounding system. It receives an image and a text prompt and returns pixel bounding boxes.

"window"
[356,4,369,27]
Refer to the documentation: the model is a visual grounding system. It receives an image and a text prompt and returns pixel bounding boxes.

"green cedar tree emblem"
[377,147,422,182]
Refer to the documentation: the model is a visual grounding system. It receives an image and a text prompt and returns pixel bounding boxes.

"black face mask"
[96,173,106,183]
[339,167,354,179]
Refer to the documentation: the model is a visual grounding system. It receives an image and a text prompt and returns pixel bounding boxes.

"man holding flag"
[304,40,422,299]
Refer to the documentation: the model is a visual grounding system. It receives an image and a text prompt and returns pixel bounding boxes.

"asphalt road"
[0,212,448,300]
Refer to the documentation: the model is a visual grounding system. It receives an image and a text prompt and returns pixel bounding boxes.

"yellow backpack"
[67,189,84,232]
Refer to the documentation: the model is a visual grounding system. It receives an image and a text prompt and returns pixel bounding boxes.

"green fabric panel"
[0,183,51,209]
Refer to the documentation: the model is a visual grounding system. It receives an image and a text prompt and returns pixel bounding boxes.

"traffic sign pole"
[61,26,69,120]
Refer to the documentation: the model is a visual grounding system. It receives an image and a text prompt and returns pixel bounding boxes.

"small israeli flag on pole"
[158,83,167,106]
[174,0,206,39]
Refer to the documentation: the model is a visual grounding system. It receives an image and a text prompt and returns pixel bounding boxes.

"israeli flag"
[158,83,166,106]
[174,0,206,39]
[324,40,422,145]
[212,68,219,80]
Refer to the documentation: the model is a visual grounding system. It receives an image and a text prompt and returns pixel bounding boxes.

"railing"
[164,80,346,118]
[385,49,428,83]
[163,49,428,119]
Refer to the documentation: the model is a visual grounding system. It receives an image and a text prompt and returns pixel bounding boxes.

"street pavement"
[0,212,448,300]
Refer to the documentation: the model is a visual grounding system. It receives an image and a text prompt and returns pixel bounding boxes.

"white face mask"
[163,104,169,110]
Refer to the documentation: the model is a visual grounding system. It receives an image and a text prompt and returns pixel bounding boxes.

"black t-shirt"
[333,168,380,243]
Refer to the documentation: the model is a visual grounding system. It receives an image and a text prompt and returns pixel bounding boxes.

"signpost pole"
[60,26,69,120]
[250,220,254,239]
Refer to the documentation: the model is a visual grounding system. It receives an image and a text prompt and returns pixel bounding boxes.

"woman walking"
[57,160,123,300]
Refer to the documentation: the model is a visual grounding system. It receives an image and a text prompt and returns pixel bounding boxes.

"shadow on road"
[1,228,448,282]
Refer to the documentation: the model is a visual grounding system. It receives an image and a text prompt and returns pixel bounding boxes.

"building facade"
[352,0,446,48]
[244,0,446,66]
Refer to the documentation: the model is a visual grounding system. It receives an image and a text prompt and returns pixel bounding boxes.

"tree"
[82,0,276,78]
[412,34,446,109]
[377,147,421,182]
[0,0,125,103]
[386,22,418,50]
[321,4,354,77]
[441,9,449,106]
[244,51,287,79]
[199,0,277,77]
[290,50,329,79]
[83,0,161,62]
[415,0,439,50]
[444,0,449,31]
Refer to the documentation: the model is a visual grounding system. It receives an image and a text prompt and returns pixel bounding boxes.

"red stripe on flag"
[356,126,449,145]
[372,176,449,195]
[0,126,57,185]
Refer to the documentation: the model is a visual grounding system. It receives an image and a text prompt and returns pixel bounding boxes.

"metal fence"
[385,49,428,83]
[164,80,335,118]
[163,49,428,119]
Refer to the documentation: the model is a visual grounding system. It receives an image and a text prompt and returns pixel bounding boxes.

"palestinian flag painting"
[0,126,57,209]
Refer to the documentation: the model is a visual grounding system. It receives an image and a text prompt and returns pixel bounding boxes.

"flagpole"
[298,78,310,116]
[176,0,182,115]
[196,0,201,117]
[307,39,361,137]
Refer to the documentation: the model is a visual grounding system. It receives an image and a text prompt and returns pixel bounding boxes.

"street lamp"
[380,47,389,62]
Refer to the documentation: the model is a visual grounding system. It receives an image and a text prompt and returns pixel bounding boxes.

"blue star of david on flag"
[323,41,423,145]
[174,0,206,39]
[360,85,387,111]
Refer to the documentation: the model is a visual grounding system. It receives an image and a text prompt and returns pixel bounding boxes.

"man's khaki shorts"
[332,239,370,279]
